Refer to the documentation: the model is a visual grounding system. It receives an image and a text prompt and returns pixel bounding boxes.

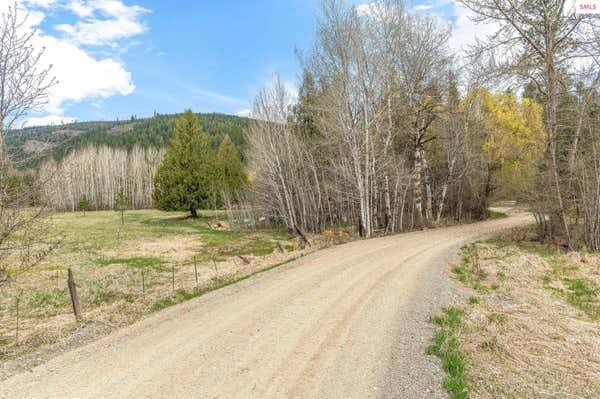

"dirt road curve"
[1,212,532,399]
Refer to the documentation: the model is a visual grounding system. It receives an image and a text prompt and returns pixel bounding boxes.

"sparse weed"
[468,296,480,305]
[541,253,599,321]
[489,211,508,220]
[427,307,468,399]
[564,278,599,320]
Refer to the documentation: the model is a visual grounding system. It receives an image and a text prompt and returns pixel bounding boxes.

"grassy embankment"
[429,228,600,398]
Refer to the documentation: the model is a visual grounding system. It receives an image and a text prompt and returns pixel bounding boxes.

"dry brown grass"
[104,235,203,262]
[0,245,320,379]
[454,241,600,398]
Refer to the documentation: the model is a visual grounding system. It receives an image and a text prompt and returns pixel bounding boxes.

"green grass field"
[46,209,289,267]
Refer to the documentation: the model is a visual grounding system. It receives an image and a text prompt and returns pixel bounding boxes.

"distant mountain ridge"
[7,112,251,169]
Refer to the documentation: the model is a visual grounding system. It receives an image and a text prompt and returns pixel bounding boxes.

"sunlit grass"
[45,209,291,268]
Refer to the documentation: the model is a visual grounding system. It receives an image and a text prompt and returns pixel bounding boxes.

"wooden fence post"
[277,241,285,253]
[212,255,218,277]
[67,268,82,321]
[171,264,175,292]
[15,289,23,346]
[193,257,198,290]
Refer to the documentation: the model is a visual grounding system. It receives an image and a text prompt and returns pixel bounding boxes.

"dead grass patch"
[450,242,600,398]
[104,235,203,263]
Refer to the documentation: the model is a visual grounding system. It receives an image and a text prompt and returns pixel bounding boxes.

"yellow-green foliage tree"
[467,89,546,200]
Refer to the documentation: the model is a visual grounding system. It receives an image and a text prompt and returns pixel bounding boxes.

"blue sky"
[13,0,464,126]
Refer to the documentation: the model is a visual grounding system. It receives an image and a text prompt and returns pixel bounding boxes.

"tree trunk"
[544,51,571,249]
[383,175,392,232]
[190,207,198,218]
[0,127,4,170]
[435,158,456,224]
[413,136,424,229]
[422,149,433,224]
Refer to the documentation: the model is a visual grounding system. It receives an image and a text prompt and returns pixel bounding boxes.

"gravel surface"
[0,212,532,399]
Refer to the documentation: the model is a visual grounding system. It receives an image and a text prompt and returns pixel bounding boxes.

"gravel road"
[0,211,531,399]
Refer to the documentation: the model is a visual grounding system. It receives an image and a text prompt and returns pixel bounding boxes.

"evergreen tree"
[78,196,90,216]
[294,70,320,137]
[153,110,214,217]
[216,134,246,203]
[523,81,542,103]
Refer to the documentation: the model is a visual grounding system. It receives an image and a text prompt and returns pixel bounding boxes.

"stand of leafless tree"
[248,0,503,237]
[248,0,600,251]
[39,145,165,211]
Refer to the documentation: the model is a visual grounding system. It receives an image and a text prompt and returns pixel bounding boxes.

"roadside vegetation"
[427,307,468,399]
[429,227,600,398]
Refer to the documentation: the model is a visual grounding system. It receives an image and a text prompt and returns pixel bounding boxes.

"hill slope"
[7,113,250,169]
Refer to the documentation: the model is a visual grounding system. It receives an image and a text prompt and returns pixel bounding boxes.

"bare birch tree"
[39,145,165,211]
[0,3,57,285]
[248,0,533,240]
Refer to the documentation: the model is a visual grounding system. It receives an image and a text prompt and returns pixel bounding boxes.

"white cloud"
[189,87,247,107]
[40,35,135,114]
[1,0,146,127]
[236,109,251,118]
[412,4,435,11]
[358,0,495,54]
[283,80,298,102]
[449,1,499,53]
[400,1,499,66]
[57,0,149,46]
[66,0,94,17]
[356,3,377,16]
[411,0,453,12]
[22,0,57,7]
[20,114,77,128]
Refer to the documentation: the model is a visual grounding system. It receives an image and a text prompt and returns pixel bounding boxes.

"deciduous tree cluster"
[459,0,600,250]
[247,0,548,238]
[39,145,165,211]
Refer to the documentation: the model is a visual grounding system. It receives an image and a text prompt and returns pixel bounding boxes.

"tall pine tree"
[216,134,246,203]
[153,110,214,217]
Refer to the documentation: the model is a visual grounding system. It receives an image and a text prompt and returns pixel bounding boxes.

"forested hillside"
[7,112,250,169]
